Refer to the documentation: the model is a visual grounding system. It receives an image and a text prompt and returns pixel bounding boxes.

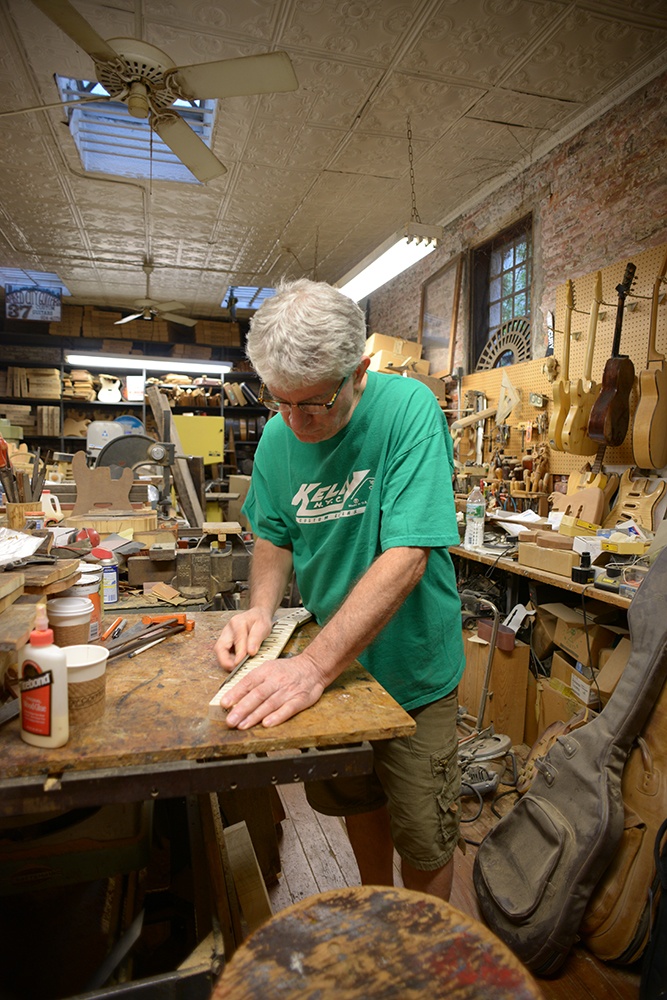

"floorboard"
[268,779,642,1000]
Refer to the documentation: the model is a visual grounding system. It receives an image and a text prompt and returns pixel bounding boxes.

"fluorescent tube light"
[66,354,233,375]
[336,222,442,302]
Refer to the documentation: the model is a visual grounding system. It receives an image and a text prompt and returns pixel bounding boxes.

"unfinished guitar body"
[632,248,667,470]
[604,469,666,532]
[633,363,667,470]
[560,381,600,455]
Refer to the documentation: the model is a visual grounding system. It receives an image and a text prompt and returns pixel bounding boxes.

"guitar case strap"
[472,545,667,974]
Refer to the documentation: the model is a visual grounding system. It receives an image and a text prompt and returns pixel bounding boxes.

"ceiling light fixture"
[66,353,233,375]
[336,117,442,302]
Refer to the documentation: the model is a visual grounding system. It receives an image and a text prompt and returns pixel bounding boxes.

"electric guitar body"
[632,248,667,470]
[561,272,603,456]
[588,263,637,447]
[548,279,574,452]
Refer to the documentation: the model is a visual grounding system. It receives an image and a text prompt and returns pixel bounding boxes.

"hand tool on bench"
[104,618,189,660]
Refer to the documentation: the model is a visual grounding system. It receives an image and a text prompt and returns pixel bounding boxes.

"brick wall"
[367,68,667,370]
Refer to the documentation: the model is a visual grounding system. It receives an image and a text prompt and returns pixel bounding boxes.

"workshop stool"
[211,885,544,999]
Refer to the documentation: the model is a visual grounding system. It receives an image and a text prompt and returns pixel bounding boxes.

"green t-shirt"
[243,370,465,710]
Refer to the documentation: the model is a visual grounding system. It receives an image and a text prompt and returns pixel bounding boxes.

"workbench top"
[1,612,415,781]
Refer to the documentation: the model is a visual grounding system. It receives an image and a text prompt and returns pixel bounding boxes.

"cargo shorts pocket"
[432,744,462,846]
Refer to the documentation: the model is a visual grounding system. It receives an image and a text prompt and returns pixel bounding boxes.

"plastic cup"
[65,644,109,726]
[46,597,94,647]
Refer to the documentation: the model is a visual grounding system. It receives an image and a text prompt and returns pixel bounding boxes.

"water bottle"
[463,485,485,550]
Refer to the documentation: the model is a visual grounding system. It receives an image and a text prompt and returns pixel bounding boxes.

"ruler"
[208,607,313,721]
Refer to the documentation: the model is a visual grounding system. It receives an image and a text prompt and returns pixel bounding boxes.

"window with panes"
[469,216,533,369]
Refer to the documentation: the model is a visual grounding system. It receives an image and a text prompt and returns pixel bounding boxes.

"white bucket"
[46,597,94,647]
[65,644,110,726]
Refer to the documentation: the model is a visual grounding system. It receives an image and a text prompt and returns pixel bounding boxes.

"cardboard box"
[518,542,579,578]
[365,333,422,359]
[542,601,616,670]
[460,634,529,744]
[538,678,590,732]
[523,670,539,748]
[596,637,632,705]
[531,606,558,660]
[551,650,600,707]
[368,350,430,375]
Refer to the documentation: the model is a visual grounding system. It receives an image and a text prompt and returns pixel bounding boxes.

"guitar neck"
[611,262,637,357]
[647,248,667,364]
[583,272,602,382]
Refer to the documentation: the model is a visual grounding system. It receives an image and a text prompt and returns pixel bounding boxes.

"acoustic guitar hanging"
[631,248,667,470]
[548,279,574,452]
[561,272,603,456]
[587,263,637,447]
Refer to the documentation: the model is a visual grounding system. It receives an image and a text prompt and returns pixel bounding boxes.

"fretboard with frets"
[208,608,313,720]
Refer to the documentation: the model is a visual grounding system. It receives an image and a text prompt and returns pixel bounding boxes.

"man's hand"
[218,651,327,729]
[214,608,273,672]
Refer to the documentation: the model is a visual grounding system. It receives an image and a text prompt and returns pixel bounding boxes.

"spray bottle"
[18,603,69,748]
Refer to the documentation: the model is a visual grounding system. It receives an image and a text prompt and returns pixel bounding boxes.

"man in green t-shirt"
[214,279,465,902]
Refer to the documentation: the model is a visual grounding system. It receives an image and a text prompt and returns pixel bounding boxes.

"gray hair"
[246,279,366,389]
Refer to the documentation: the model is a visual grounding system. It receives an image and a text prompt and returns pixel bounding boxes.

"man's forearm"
[302,546,429,686]
[249,537,294,615]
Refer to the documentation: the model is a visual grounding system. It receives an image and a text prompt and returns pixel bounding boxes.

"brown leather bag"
[579,685,667,962]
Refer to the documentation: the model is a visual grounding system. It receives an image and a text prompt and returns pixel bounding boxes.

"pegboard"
[458,241,667,478]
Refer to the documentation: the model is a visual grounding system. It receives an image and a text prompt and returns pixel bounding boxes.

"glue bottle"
[18,603,69,748]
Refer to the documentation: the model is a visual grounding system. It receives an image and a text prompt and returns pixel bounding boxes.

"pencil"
[100,616,124,641]
[127,634,172,658]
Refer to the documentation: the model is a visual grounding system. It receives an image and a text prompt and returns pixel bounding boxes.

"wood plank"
[21,559,79,588]
[0,584,24,612]
[224,821,273,933]
[24,571,81,595]
[0,572,25,600]
[147,386,204,529]
[278,781,352,893]
[0,602,39,650]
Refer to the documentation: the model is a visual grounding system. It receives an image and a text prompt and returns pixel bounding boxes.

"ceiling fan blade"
[30,0,119,62]
[160,312,198,327]
[155,301,186,313]
[171,50,298,100]
[151,112,226,183]
[115,312,143,325]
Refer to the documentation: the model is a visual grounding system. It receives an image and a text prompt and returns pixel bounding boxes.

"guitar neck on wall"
[560,271,603,456]
[587,262,637,447]
[548,279,574,452]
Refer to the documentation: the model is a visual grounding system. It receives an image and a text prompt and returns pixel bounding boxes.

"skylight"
[56,77,216,184]
[0,269,71,295]
[222,287,276,310]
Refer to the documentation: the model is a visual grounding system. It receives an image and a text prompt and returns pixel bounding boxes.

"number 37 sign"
[5,285,61,322]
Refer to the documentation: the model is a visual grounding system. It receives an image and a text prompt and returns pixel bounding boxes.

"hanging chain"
[313,226,319,281]
[407,115,421,224]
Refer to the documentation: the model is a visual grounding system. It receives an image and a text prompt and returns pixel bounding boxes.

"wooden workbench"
[0,612,415,816]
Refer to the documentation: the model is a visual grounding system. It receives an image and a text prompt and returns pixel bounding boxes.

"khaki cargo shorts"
[305,688,460,871]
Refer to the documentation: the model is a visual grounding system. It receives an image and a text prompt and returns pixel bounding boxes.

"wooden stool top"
[212,885,545,1000]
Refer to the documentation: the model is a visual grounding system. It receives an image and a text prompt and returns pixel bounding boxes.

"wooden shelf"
[450,544,632,610]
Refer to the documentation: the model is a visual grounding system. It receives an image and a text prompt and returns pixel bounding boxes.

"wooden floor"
[268,779,642,1000]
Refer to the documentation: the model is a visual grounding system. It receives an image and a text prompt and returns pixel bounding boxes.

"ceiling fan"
[25,0,299,182]
[115,261,198,327]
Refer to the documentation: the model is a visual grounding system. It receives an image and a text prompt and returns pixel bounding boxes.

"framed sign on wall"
[417,255,463,376]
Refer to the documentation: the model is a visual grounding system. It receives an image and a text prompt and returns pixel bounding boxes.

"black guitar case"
[473,545,667,975]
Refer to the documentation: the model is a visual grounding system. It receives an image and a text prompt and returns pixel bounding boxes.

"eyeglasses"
[259,375,348,414]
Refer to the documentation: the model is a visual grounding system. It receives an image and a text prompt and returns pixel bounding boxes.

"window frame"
[469,215,533,371]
